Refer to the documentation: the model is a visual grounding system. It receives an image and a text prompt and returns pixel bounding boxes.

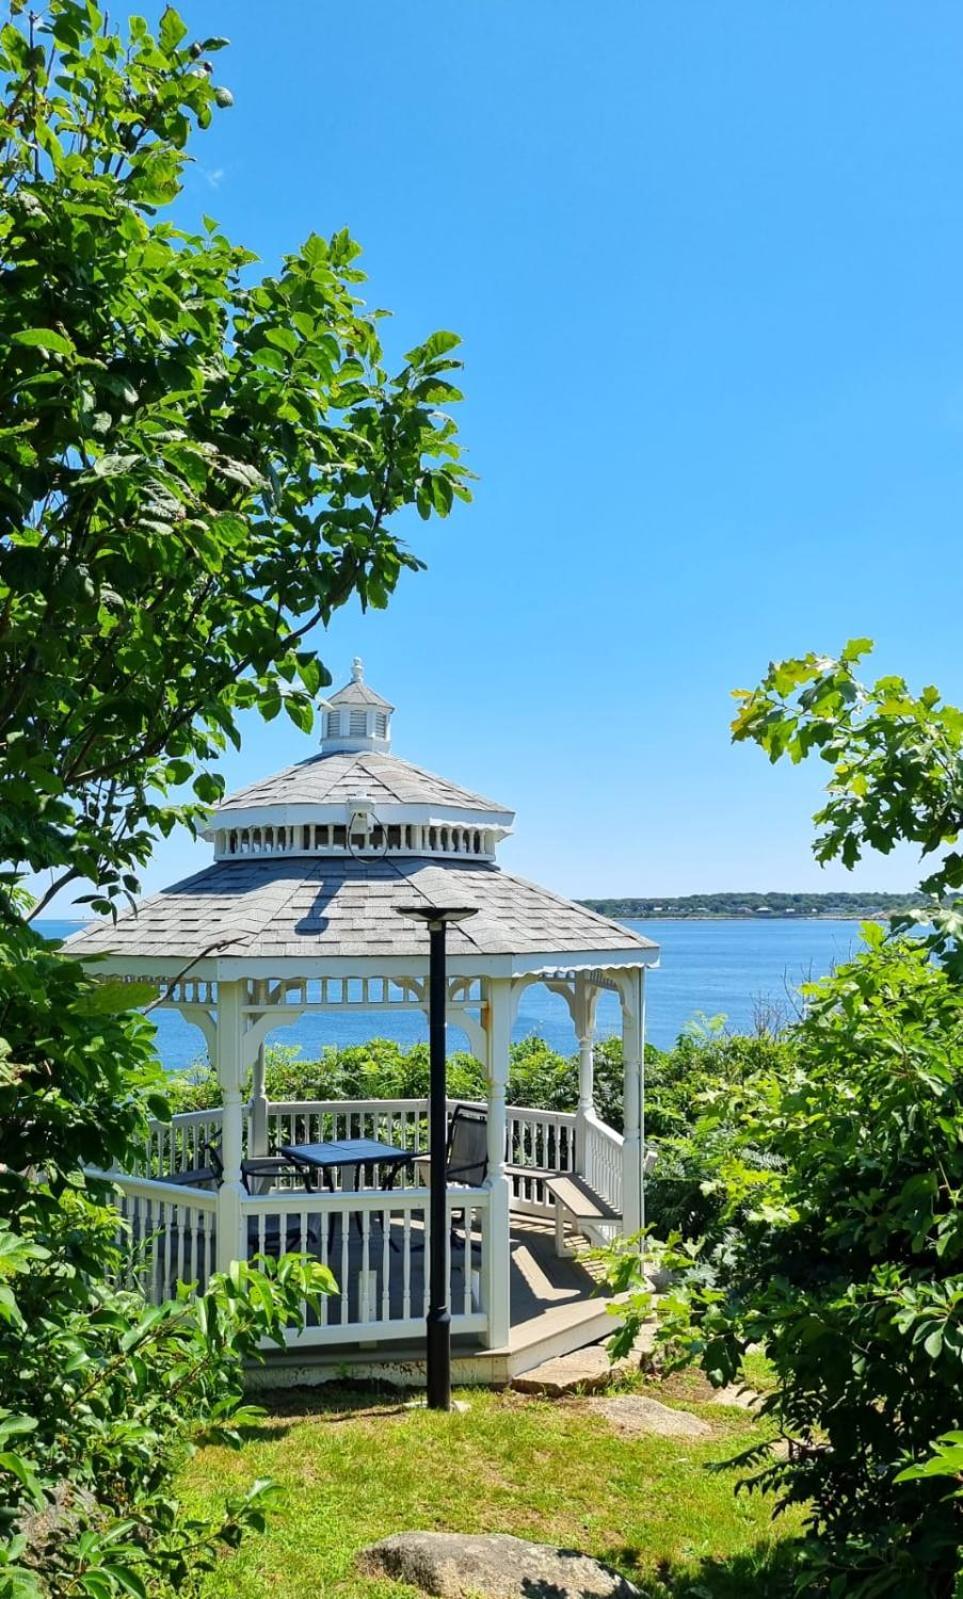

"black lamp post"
[394,903,478,1411]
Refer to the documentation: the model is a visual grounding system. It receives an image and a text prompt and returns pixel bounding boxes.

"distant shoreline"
[581,893,924,922]
[614,911,893,922]
[611,914,895,927]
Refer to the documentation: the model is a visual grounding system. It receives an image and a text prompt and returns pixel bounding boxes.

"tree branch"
[28,869,82,921]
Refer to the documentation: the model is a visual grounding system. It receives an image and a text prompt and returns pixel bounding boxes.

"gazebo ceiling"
[62,856,658,972]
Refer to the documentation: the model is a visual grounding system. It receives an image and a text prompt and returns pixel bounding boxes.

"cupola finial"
[351,656,364,683]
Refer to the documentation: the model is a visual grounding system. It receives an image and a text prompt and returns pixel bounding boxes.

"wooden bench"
[545,1173,621,1258]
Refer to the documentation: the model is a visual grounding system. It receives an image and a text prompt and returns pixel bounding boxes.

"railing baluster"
[339,1203,349,1326]
[319,1202,329,1326]
[155,1199,166,1305]
[360,1209,370,1325]
[204,1208,214,1292]
[462,1206,471,1317]
[422,1202,431,1317]
[175,1200,186,1286]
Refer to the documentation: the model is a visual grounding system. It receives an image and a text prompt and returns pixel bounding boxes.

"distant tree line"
[581,890,928,919]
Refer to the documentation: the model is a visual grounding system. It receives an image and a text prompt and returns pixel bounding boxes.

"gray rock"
[512,1329,658,1397]
[360,1532,640,1599]
[512,1349,610,1397]
[590,1394,712,1439]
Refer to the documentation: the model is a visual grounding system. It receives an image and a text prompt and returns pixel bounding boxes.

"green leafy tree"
[1,1236,335,1599]
[0,0,469,921]
[607,638,963,1594]
[0,2,468,1592]
[634,935,963,1596]
[731,639,963,968]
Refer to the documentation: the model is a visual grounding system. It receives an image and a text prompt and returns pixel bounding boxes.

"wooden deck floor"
[504,1215,611,1352]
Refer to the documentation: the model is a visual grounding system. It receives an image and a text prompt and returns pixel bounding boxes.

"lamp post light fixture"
[394,903,478,1411]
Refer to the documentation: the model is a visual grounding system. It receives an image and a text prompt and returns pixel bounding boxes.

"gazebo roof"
[63,661,660,980]
[62,856,658,972]
[327,675,394,712]
[213,750,511,822]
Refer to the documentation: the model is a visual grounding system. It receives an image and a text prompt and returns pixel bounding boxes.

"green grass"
[179,1379,805,1599]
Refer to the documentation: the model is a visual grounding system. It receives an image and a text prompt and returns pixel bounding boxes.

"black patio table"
[279,1135,410,1188]
[279,1136,412,1246]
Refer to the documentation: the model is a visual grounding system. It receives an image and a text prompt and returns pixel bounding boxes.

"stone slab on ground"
[512,1327,657,1397]
[590,1394,712,1440]
[360,1532,640,1599]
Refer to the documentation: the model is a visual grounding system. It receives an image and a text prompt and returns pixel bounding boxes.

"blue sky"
[52,3,963,909]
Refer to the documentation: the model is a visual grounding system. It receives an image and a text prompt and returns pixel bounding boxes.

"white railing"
[99,1100,630,1362]
[242,1186,489,1346]
[505,1105,577,1216]
[103,1169,489,1340]
[119,1097,622,1348]
[108,1174,218,1302]
[263,1097,579,1218]
[264,1098,427,1165]
[144,1097,584,1209]
[582,1113,624,1215]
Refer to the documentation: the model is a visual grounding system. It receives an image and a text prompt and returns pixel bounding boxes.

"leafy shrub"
[0,0,468,1586]
[613,930,963,1596]
[0,926,335,1599]
[642,1025,791,1241]
[166,1024,789,1241]
[168,1034,613,1118]
[167,1038,488,1113]
[1,1241,333,1599]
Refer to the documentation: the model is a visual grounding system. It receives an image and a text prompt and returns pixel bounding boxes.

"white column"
[573,973,598,1177]
[482,976,512,1348]
[619,967,644,1236]
[215,979,247,1273]
[249,1042,268,1158]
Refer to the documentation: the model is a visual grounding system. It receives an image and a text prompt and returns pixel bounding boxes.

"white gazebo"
[65,661,659,1382]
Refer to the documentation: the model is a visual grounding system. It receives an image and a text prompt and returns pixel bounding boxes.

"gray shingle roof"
[327,679,394,710]
[215,751,511,818]
[61,857,657,964]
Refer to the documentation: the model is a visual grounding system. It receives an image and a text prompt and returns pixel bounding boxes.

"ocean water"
[40,916,866,1072]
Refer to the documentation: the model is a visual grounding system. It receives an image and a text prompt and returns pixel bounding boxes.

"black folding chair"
[412,1104,489,1188]
[155,1164,219,1190]
[203,1141,329,1256]
[411,1104,488,1254]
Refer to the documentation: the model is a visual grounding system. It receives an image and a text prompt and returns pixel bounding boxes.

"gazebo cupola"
[321,657,394,754]
[204,660,516,865]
